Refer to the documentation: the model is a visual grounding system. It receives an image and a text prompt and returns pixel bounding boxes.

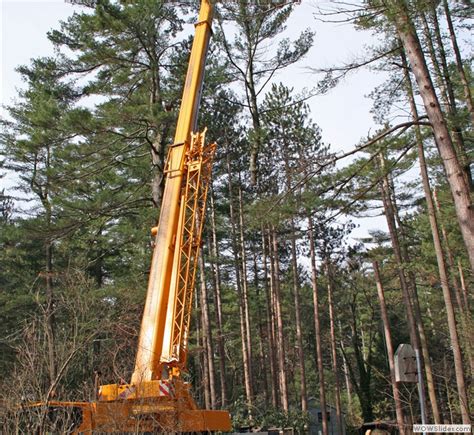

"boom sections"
[21,3,231,431]
[131,0,214,384]
[161,131,216,368]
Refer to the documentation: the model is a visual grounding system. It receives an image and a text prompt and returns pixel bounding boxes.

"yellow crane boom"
[24,1,231,432]
[131,0,214,385]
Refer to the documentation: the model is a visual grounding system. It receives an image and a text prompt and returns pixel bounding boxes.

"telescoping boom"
[27,1,231,432]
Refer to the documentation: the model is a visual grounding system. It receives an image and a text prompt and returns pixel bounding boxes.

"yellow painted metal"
[131,0,214,385]
[22,1,231,431]
[24,397,230,433]
[161,130,216,366]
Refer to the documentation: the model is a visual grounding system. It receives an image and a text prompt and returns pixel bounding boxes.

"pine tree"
[216,1,313,186]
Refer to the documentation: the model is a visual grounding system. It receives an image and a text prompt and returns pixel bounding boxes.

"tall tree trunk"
[419,6,470,187]
[308,217,328,435]
[390,189,438,405]
[346,299,374,422]
[402,50,471,420]
[253,247,270,406]
[339,321,353,417]
[209,190,227,407]
[270,226,289,411]
[398,53,442,422]
[389,0,474,274]
[377,151,430,423]
[457,259,470,311]
[42,145,56,388]
[433,190,471,312]
[419,12,450,108]
[326,261,343,434]
[290,223,308,412]
[408,241,442,422]
[246,52,261,187]
[431,195,468,313]
[373,261,406,435]
[389,172,441,423]
[427,6,472,187]
[443,356,455,424]
[238,186,254,387]
[194,283,208,408]
[226,153,253,410]
[149,67,168,207]
[433,190,474,376]
[442,0,474,126]
[198,253,216,408]
[262,227,279,408]
[150,132,166,208]
[385,94,441,423]
[44,237,56,387]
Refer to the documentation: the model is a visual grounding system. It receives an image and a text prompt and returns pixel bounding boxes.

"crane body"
[25,1,231,432]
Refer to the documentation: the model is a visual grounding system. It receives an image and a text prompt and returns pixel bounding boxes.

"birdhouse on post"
[394,343,417,383]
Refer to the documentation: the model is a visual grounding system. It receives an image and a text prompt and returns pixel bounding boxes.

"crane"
[25,1,231,432]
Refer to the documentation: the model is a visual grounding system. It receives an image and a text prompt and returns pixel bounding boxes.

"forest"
[0,0,472,433]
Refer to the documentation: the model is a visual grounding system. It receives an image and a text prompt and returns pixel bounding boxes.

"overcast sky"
[1,0,389,239]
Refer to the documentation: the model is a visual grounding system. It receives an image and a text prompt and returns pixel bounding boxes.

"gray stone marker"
[394,343,417,383]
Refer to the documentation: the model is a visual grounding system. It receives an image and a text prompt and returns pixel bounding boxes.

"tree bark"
[243,17,262,187]
[148,68,168,207]
[290,223,308,412]
[42,144,56,388]
[194,283,208,408]
[339,321,353,417]
[262,227,279,408]
[442,0,474,126]
[386,160,441,423]
[346,297,374,422]
[198,252,217,408]
[377,151,430,422]
[433,190,471,312]
[308,217,328,435]
[443,356,455,424]
[238,186,254,387]
[150,132,166,208]
[457,259,470,312]
[270,226,289,411]
[44,238,56,388]
[389,0,474,274]
[253,247,270,406]
[419,12,449,109]
[402,51,471,421]
[427,6,472,187]
[326,261,343,434]
[226,153,253,410]
[373,260,406,435]
[432,190,474,376]
[209,190,227,407]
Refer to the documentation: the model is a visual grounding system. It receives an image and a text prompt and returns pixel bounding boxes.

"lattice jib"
[168,130,216,367]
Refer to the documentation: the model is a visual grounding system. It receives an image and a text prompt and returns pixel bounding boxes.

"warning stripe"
[159,381,175,397]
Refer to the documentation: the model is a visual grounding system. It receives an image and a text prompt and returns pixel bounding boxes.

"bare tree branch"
[267,117,430,212]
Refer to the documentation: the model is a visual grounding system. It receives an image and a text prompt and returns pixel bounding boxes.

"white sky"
[0,0,389,239]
